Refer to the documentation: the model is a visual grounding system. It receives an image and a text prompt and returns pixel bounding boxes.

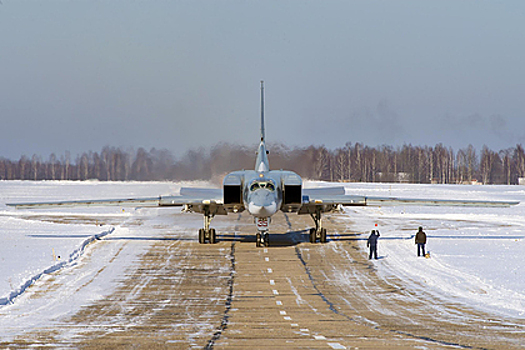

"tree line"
[1,143,525,185]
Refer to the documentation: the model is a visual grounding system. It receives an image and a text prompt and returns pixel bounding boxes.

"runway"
[2,211,524,349]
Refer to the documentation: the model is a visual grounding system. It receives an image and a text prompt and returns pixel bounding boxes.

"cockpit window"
[250,181,275,192]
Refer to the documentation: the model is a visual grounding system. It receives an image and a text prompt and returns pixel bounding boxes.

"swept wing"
[6,187,224,211]
[360,196,519,207]
[299,190,518,215]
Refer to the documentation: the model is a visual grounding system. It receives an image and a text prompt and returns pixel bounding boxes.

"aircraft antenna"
[260,80,265,142]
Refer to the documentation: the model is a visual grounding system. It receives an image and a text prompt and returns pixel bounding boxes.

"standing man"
[367,227,380,260]
[415,226,427,257]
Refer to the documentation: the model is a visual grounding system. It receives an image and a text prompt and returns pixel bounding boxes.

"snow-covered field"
[339,182,525,319]
[0,181,213,308]
[0,180,211,339]
[0,181,180,306]
[0,180,523,329]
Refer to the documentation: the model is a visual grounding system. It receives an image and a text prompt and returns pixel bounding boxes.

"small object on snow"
[425,252,431,259]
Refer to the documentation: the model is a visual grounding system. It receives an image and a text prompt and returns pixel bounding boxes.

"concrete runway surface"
[1,212,524,349]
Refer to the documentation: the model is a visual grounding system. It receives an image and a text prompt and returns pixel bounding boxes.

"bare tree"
[313,146,330,180]
[334,147,347,182]
[480,145,496,184]
[514,144,525,180]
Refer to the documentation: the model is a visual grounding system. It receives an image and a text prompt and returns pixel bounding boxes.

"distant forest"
[2,143,525,185]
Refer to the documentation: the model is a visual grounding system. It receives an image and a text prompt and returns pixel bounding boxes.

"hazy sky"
[1,1,525,160]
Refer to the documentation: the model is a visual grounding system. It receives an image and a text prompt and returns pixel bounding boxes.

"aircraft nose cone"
[247,190,278,217]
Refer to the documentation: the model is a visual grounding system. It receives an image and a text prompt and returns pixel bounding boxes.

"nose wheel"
[256,231,270,247]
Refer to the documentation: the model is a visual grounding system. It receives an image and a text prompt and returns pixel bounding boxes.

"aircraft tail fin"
[255,80,270,172]
[260,80,265,142]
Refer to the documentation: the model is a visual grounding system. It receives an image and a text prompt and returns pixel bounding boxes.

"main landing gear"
[199,228,216,244]
[309,208,327,244]
[256,231,270,247]
[198,211,217,244]
[309,227,327,243]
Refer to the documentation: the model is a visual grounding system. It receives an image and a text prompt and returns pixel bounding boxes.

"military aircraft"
[8,81,519,247]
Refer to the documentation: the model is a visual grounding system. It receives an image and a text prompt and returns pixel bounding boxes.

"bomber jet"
[8,82,519,247]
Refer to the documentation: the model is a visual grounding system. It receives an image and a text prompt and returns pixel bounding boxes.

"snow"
[0,180,207,339]
[0,180,524,338]
[338,182,525,318]
[0,180,184,304]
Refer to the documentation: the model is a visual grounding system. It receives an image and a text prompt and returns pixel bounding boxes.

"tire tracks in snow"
[0,227,115,306]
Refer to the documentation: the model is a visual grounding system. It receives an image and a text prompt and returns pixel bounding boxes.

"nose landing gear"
[256,231,270,247]
[255,217,270,247]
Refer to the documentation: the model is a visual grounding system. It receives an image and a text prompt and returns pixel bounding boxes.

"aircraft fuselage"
[223,167,303,230]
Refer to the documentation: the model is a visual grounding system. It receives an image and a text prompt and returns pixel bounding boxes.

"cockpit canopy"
[249,180,276,192]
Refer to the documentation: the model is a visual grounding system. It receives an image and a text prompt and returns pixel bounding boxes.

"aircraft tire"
[210,228,216,244]
[256,233,262,247]
[309,228,316,243]
[264,234,270,247]
[199,229,205,244]
[320,228,327,243]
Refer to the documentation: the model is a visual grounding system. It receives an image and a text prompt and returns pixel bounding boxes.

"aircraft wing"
[179,187,222,200]
[361,196,519,207]
[6,187,225,212]
[6,195,207,209]
[298,192,518,215]
[303,186,346,196]
[7,196,167,209]
[298,194,366,214]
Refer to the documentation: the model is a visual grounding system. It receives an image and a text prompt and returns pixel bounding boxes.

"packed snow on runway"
[0,180,524,334]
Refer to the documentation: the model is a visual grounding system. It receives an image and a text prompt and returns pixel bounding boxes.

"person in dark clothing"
[367,229,380,259]
[415,226,427,257]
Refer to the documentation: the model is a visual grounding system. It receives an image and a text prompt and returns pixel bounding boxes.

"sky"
[1,1,525,160]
